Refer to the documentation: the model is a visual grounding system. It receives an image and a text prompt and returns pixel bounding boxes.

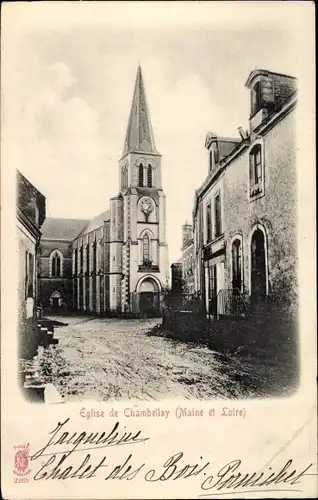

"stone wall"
[224,108,297,314]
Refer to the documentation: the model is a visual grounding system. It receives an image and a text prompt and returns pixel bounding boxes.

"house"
[193,69,297,318]
[17,170,46,358]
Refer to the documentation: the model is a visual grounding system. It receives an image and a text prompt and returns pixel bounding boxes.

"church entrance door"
[138,278,160,317]
[52,297,59,308]
[139,292,155,317]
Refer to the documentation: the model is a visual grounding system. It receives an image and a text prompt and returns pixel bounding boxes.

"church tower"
[117,65,169,315]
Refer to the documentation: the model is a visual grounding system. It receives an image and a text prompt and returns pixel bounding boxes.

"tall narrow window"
[51,252,61,277]
[92,242,96,274]
[138,164,144,187]
[214,192,222,238]
[80,247,83,274]
[125,167,128,188]
[86,246,90,274]
[143,234,150,263]
[206,203,212,243]
[232,239,242,290]
[74,249,78,276]
[28,253,34,297]
[122,166,128,189]
[249,144,263,197]
[147,164,152,187]
[25,251,28,299]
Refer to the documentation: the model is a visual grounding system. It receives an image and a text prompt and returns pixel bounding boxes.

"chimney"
[238,127,249,140]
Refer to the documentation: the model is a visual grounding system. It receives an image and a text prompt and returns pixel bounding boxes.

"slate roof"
[77,209,110,237]
[41,217,89,241]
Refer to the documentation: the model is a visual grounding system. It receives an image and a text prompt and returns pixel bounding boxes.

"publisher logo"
[13,443,31,476]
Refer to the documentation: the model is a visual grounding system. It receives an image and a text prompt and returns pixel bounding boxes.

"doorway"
[251,228,266,299]
[52,297,59,308]
[138,278,160,317]
[139,292,155,317]
[208,264,217,317]
[50,291,61,310]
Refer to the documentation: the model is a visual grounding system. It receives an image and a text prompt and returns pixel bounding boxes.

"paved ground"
[38,316,256,402]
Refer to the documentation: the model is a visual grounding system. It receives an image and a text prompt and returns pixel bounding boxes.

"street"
[39,316,254,402]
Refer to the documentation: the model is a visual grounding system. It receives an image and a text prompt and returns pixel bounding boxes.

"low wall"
[162,310,208,339]
[161,310,298,355]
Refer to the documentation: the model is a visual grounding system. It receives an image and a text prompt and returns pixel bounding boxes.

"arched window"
[142,234,150,263]
[147,164,152,187]
[50,250,63,277]
[232,239,242,291]
[138,163,144,187]
[249,144,263,197]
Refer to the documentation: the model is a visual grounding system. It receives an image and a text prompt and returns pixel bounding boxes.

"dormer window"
[208,146,219,172]
[249,143,264,199]
[209,150,213,172]
[251,81,262,116]
[214,148,219,165]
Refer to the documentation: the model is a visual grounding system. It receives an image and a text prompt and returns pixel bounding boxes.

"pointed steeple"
[123,65,158,157]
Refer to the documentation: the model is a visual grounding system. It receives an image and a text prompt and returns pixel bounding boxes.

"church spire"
[123,65,158,157]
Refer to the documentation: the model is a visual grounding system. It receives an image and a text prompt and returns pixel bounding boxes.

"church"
[38,66,169,316]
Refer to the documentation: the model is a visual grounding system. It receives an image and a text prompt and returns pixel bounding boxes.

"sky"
[3,2,307,263]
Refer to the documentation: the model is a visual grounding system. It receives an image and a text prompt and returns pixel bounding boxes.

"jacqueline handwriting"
[30,418,149,460]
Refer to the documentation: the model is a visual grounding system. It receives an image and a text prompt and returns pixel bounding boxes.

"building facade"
[38,66,169,317]
[38,218,88,311]
[17,171,46,358]
[194,69,297,317]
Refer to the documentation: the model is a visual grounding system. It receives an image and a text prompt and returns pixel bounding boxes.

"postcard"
[1,1,317,498]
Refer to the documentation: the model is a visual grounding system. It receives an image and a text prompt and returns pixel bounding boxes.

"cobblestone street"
[39,316,255,402]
